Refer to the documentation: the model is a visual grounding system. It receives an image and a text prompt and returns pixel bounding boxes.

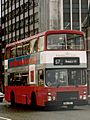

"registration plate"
[63,102,73,105]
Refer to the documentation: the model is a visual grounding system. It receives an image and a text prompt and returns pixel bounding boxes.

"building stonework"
[1,0,89,45]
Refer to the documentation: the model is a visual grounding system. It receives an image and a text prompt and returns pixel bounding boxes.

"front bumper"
[45,100,88,107]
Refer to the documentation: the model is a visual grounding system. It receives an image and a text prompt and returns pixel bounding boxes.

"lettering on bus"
[8,55,37,68]
[54,57,80,65]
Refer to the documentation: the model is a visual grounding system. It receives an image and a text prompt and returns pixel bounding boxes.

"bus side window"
[10,46,16,58]
[21,73,29,85]
[31,71,34,82]
[6,48,11,59]
[16,43,23,57]
[34,40,38,52]
[23,42,30,55]
[9,73,14,86]
[38,36,44,52]
[30,39,37,53]
[38,70,44,86]
[8,75,10,86]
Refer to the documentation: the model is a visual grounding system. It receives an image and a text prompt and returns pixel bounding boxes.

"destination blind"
[54,57,80,65]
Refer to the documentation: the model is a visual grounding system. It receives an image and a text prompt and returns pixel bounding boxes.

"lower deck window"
[8,72,29,86]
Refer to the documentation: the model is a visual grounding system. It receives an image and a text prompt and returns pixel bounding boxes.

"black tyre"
[10,92,15,106]
[0,99,3,102]
[31,92,37,109]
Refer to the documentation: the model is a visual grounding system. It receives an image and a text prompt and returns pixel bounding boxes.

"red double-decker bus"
[4,30,88,109]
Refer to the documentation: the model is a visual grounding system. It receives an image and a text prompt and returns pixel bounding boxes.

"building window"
[2,4,4,11]
[16,8,20,16]
[30,15,33,25]
[81,0,88,29]
[9,0,11,7]
[25,18,29,26]
[12,0,15,5]
[20,20,24,28]
[16,22,19,30]
[72,0,79,30]
[6,27,8,34]
[35,12,39,23]
[25,2,28,12]
[63,0,70,29]
[20,34,24,39]
[12,24,15,31]
[20,4,24,14]
[34,0,39,6]
[9,25,12,33]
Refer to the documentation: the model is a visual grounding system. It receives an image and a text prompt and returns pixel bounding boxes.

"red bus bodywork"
[5,85,88,107]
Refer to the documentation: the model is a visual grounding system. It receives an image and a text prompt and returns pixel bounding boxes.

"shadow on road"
[0,100,88,112]
[6,104,87,112]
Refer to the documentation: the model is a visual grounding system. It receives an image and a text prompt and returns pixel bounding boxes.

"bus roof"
[6,30,84,48]
[45,29,84,35]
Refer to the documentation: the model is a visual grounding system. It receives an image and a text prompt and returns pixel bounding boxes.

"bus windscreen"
[45,69,86,87]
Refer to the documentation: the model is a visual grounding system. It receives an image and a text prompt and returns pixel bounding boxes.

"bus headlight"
[52,96,56,101]
[79,95,87,100]
[83,91,87,94]
[48,96,52,101]
[79,95,83,99]
[48,92,51,95]
[48,92,56,101]
[83,95,87,100]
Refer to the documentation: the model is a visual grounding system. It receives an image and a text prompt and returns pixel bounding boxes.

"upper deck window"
[10,46,16,58]
[16,43,23,57]
[47,33,84,50]
[38,36,44,52]
[30,39,37,53]
[23,42,30,55]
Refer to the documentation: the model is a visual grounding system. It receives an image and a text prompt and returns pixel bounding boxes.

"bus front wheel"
[10,92,15,106]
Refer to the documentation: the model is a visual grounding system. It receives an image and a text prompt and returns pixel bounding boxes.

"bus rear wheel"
[30,92,37,109]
